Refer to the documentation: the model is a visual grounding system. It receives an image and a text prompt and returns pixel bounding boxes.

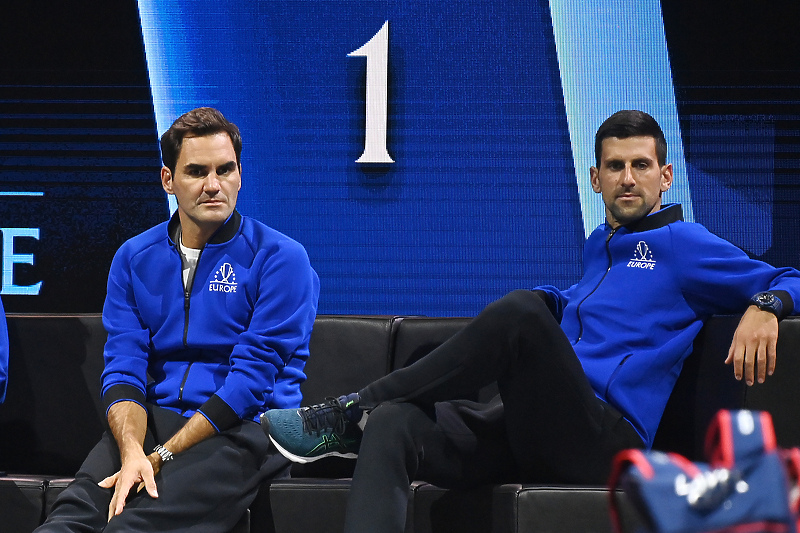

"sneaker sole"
[268,434,358,464]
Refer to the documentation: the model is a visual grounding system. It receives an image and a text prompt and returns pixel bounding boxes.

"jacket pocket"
[604,353,632,399]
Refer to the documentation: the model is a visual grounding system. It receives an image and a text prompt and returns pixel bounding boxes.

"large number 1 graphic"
[348,21,394,164]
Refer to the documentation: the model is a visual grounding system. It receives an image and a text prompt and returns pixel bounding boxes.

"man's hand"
[98,450,160,522]
[725,305,779,385]
[101,400,157,522]
[98,405,218,522]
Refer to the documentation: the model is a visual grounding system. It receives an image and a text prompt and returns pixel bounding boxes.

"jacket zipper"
[182,287,191,347]
[178,244,204,404]
[574,227,618,343]
[182,247,204,347]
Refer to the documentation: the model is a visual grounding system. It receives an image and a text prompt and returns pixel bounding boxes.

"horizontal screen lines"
[0,170,161,180]
[1,136,157,145]
[0,143,159,152]
[680,100,800,107]
[0,191,44,197]
[2,119,157,128]
[0,83,154,90]
[0,149,159,158]
[0,128,157,135]
[0,157,160,166]
[678,84,800,90]
[0,114,155,121]
[0,95,153,100]
[309,254,576,261]
[0,94,153,105]
[0,183,164,197]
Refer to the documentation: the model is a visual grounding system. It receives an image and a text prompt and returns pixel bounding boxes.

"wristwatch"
[153,444,174,462]
[749,292,783,317]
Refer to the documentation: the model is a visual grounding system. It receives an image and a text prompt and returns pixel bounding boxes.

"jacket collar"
[605,203,683,234]
[167,209,242,247]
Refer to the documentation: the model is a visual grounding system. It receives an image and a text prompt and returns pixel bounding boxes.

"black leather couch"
[1,313,799,533]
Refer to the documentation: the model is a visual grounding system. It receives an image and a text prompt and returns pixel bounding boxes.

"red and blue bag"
[609,410,800,533]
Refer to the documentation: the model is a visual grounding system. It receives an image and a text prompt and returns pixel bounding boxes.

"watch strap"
[153,444,174,462]
[749,291,783,318]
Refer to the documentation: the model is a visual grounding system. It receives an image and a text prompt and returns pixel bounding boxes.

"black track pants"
[35,405,289,533]
[346,290,644,533]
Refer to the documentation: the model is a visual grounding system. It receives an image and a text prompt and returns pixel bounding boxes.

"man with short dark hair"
[37,107,320,532]
[265,110,800,533]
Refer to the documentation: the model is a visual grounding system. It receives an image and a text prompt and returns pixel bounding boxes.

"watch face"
[757,293,775,305]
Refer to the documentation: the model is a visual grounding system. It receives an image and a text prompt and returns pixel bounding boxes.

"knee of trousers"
[361,402,428,464]
[477,289,552,330]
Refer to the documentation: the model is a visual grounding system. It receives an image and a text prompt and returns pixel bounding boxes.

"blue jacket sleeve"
[197,237,320,430]
[531,284,575,322]
[100,243,150,414]
[672,223,800,318]
[0,297,8,404]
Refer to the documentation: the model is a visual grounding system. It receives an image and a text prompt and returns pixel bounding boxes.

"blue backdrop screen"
[2,0,799,316]
[139,0,584,316]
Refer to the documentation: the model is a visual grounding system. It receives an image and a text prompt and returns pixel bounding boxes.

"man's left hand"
[725,305,779,385]
[98,452,161,521]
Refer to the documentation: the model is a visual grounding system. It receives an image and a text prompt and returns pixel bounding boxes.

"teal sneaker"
[262,394,362,463]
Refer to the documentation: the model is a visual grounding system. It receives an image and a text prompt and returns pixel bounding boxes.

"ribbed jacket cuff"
[771,290,794,320]
[197,394,240,432]
[102,384,147,415]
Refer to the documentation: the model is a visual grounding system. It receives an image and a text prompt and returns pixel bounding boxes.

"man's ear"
[590,167,601,193]
[161,166,173,194]
[660,163,673,192]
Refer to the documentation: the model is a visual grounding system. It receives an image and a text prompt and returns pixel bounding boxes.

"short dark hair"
[160,107,242,174]
[594,110,667,167]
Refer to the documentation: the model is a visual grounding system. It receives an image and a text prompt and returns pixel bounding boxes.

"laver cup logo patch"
[209,263,237,293]
[627,241,656,270]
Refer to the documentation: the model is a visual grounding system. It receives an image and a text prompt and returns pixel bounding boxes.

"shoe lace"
[300,397,347,437]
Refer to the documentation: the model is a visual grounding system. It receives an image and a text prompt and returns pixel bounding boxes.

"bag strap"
[608,449,653,533]
[782,447,800,530]
[705,410,777,468]
[608,450,699,533]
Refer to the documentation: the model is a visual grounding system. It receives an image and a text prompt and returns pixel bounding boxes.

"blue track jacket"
[101,211,319,431]
[536,204,800,448]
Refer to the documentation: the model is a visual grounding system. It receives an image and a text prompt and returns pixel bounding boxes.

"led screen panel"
[2,0,799,317]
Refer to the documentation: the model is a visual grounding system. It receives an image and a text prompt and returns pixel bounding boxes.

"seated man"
[264,110,800,533]
[37,107,320,532]
[0,296,7,404]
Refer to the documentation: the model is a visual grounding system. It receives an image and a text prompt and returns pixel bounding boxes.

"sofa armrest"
[744,315,800,448]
